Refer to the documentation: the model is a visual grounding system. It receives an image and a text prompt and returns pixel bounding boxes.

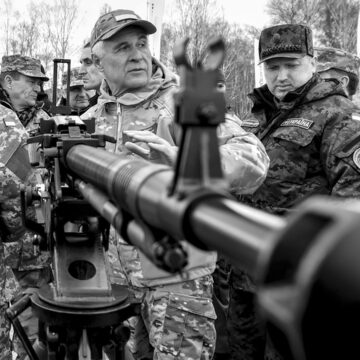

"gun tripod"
[9,196,140,360]
[7,280,139,360]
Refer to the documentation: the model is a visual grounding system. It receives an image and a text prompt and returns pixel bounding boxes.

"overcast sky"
[7,0,271,63]
[73,0,271,57]
[75,0,271,30]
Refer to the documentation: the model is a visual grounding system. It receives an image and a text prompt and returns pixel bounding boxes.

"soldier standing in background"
[233,24,360,360]
[315,47,360,100]
[58,67,90,115]
[0,55,52,359]
[79,41,104,107]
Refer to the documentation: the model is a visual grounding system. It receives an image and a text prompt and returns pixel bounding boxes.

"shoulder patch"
[242,119,259,128]
[352,113,360,121]
[280,118,313,129]
[353,148,360,169]
[3,114,17,127]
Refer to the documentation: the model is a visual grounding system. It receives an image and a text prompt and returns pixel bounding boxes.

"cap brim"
[100,20,157,42]
[316,65,331,73]
[18,70,49,81]
[70,81,84,88]
[259,53,305,64]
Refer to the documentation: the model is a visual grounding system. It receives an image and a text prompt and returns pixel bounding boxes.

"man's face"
[263,56,316,100]
[97,26,152,94]
[79,47,103,91]
[67,86,90,110]
[10,74,42,109]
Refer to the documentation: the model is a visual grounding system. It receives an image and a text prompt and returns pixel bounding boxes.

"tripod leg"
[102,324,130,360]
[78,329,91,359]
[46,326,60,360]
[6,294,39,360]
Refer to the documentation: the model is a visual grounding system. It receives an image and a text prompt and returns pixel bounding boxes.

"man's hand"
[124,130,178,166]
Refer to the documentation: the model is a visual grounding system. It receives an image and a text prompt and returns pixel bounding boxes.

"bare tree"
[266,0,359,52]
[160,0,258,118]
[221,24,257,117]
[317,0,359,52]
[161,0,220,69]
[174,0,220,65]
[1,0,13,55]
[266,0,321,26]
[39,0,79,60]
[9,4,42,57]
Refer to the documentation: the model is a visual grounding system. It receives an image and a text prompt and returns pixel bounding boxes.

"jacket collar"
[248,73,347,113]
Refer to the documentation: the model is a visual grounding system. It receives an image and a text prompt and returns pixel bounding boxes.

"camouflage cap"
[315,47,360,77]
[90,9,157,48]
[259,24,313,63]
[1,54,49,81]
[62,67,85,88]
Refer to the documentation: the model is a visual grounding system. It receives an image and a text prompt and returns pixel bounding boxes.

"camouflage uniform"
[229,24,360,360]
[241,78,360,212]
[58,67,91,115]
[0,55,51,358]
[82,58,219,360]
[82,9,269,359]
[0,236,21,360]
[315,47,360,97]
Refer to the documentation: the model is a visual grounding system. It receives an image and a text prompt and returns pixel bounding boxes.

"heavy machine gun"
[6,39,360,360]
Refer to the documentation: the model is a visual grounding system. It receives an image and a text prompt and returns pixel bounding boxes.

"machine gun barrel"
[65,144,285,276]
[66,143,360,360]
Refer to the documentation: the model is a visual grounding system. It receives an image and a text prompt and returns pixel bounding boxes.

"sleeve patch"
[280,118,313,129]
[352,113,360,121]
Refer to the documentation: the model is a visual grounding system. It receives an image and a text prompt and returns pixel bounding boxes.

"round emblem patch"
[353,148,360,169]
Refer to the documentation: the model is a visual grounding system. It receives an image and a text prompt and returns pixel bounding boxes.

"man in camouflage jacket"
[229,24,360,360]
[58,67,91,116]
[82,9,269,360]
[0,54,51,359]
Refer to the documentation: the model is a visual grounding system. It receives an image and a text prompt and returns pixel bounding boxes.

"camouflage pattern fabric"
[82,59,217,360]
[82,58,269,360]
[0,304,12,360]
[0,104,51,271]
[227,268,265,360]
[241,74,360,215]
[125,275,216,360]
[212,254,230,356]
[0,103,51,359]
[315,46,360,77]
[1,54,49,81]
[82,60,217,290]
[0,240,21,360]
[219,111,269,196]
[233,73,360,360]
[259,24,313,63]
[90,9,156,47]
